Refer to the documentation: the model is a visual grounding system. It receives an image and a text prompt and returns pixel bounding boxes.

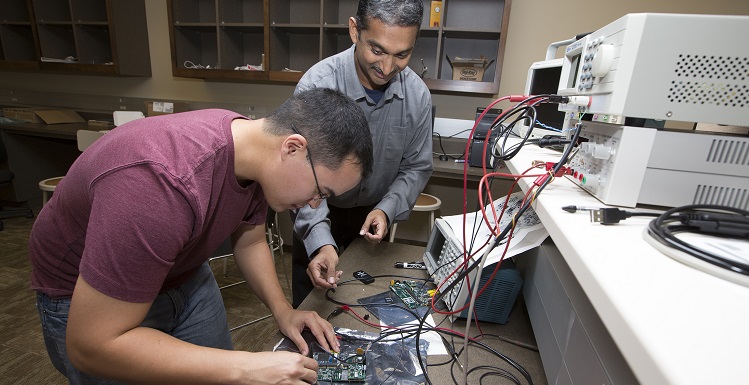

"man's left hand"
[274,307,340,356]
[359,209,388,244]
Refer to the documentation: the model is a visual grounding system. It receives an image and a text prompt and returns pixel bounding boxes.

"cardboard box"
[430,1,442,27]
[448,56,490,82]
[2,107,85,124]
[87,119,115,129]
[145,101,189,117]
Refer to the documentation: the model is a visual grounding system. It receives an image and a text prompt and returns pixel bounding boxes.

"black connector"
[537,136,572,148]
[591,208,633,225]
[680,212,749,238]
[548,95,570,104]
[326,307,344,321]
[591,208,661,225]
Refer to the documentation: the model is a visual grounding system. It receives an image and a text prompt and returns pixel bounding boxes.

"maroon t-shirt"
[29,109,267,302]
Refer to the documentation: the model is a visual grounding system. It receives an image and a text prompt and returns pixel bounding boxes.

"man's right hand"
[306,245,342,289]
[239,351,318,384]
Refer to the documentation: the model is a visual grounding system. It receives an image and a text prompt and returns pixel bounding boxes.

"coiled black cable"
[647,204,749,276]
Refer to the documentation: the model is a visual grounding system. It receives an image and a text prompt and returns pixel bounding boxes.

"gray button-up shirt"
[293,45,434,256]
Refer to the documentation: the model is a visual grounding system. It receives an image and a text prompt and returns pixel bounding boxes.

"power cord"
[561,205,662,225]
[645,204,749,286]
[526,135,572,148]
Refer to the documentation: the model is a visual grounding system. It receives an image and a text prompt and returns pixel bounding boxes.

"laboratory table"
[263,239,545,385]
[504,139,749,385]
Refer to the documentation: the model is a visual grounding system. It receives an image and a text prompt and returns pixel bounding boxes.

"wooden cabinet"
[0,0,151,76]
[0,0,39,70]
[168,0,511,95]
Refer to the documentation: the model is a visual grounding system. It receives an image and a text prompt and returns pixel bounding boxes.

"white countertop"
[504,140,749,385]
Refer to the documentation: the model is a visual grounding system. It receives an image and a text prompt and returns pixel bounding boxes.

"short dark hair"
[266,88,374,179]
[355,0,424,34]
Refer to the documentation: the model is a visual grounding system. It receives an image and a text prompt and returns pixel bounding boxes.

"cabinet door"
[267,0,321,82]
[320,0,355,59]
[0,0,40,70]
[0,0,151,76]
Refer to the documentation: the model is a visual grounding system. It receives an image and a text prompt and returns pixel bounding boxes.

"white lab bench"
[505,139,749,385]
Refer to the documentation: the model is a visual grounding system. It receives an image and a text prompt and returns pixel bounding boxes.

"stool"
[39,177,64,206]
[389,193,442,242]
[265,209,290,292]
[208,210,287,291]
[208,210,286,331]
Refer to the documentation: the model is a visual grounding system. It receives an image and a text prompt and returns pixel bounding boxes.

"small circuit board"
[389,280,432,309]
[313,351,366,383]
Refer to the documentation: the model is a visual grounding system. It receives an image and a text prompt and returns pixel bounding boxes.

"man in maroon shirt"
[29,88,373,384]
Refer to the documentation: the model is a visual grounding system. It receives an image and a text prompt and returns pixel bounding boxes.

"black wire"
[433,132,467,160]
[434,120,581,306]
[326,97,567,385]
[479,371,522,385]
[470,365,522,385]
[470,339,533,385]
[477,333,539,352]
[492,96,554,162]
[416,96,573,385]
[647,204,749,275]
[367,328,413,385]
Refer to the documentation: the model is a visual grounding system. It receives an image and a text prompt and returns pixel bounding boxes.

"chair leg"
[267,212,290,293]
[208,254,245,290]
[389,223,398,243]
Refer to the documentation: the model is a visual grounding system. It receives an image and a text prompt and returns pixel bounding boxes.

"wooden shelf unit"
[168,0,511,94]
[0,0,151,76]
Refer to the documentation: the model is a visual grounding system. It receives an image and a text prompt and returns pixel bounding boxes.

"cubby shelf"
[0,0,151,77]
[168,0,511,95]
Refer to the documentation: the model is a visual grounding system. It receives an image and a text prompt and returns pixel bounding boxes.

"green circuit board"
[313,351,366,383]
[389,280,431,309]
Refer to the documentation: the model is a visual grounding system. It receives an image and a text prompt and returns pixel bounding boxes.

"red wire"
[431,166,545,319]
[434,96,553,326]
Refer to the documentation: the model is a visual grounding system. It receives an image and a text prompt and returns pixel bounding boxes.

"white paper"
[441,191,548,265]
[676,232,749,265]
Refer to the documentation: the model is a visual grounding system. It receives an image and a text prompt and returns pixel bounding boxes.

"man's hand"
[360,209,388,244]
[240,351,319,385]
[307,245,343,289]
[307,245,342,289]
[274,307,340,355]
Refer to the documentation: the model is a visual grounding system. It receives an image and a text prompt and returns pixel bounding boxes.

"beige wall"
[1,0,748,119]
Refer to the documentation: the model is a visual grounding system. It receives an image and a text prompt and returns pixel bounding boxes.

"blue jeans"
[36,262,233,384]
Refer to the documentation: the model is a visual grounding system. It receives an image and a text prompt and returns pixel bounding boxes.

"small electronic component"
[394,261,426,269]
[389,280,432,309]
[353,270,375,284]
[313,351,366,383]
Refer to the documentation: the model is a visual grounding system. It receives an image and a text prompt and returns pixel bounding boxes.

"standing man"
[30,88,373,384]
[292,0,433,307]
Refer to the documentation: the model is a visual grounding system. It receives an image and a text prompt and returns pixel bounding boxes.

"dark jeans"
[36,262,232,384]
[292,204,374,308]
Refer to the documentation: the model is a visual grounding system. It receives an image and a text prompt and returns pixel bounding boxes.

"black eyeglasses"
[291,124,329,201]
